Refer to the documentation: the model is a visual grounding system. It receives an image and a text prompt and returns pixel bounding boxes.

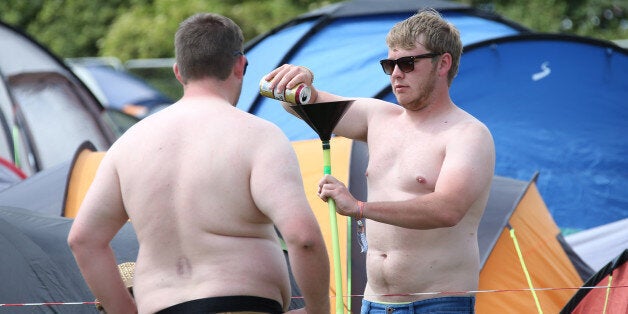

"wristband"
[356,201,365,220]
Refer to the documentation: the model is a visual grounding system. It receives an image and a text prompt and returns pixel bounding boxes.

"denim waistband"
[361,296,475,314]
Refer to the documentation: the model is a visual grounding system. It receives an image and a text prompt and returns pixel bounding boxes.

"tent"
[475,173,589,313]
[560,249,628,313]
[0,155,26,190]
[0,20,137,177]
[0,205,138,314]
[445,34,628,232]
[566,218,628,272]
[68,61,173,118]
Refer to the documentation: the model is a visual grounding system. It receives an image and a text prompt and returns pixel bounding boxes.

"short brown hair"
[175,13,244,83]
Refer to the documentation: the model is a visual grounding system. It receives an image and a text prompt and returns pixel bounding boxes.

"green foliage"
[0,0,45,30]
[1,0,625,60]
[100,0,318,60]
[463,0,628,41]
[28,0,133,57]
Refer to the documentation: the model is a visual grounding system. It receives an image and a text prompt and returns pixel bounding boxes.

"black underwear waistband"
[155,295,283,314]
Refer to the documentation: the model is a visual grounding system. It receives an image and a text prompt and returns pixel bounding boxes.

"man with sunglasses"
[264,8,494,314]
[69,13,330,314]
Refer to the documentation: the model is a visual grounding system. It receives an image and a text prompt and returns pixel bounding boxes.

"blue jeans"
[361,296,475,314]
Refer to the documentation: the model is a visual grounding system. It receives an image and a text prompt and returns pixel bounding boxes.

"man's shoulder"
[241,111,283,132]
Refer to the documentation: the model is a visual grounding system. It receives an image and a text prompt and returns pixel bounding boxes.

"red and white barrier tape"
[2,285,626,307]
[0,301,97,307]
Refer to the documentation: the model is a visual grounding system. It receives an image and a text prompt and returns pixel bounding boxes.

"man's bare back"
[69,13,329,314]
[108,99,294,312]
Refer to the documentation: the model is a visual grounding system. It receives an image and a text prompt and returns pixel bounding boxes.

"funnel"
[290,100,353,314]
[289,100,353,141]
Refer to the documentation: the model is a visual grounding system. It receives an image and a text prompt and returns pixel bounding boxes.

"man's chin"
[400,101,428,111]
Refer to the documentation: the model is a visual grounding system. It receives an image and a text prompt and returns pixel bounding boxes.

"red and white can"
[259,78,311,105]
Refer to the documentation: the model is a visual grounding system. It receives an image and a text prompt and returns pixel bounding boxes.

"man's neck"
[182,77,235,105]
[405,96,455,122]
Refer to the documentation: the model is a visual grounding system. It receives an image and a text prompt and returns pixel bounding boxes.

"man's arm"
[250,126,330,314]
[263,64,391,142]
[67,155,137,313]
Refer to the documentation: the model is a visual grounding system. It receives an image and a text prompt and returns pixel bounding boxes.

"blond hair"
[386,8,462,85]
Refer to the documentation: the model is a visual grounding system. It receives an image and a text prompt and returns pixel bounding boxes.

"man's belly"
[363,223,480,302]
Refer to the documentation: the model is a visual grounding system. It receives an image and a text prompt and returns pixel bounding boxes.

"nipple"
[416,176,427,184]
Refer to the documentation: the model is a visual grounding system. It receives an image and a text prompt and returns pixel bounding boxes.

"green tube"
[322,141,344,313]
[12,126,21,168]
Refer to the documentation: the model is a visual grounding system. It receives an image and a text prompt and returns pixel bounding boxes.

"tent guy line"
[3,285,625,308]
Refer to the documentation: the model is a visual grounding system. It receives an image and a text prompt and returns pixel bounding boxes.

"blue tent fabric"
[452,35,628,231]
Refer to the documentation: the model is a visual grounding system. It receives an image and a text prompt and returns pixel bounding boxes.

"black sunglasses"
[233,51,248,76]
[379,52,442,75]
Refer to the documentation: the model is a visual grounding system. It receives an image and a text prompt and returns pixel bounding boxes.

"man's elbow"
[67,229,95,254]
[67,231,83,254]
[285,230,325,252]
[439,209,466,228]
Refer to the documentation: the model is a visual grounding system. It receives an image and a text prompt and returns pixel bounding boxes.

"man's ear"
[438,52,452,77]
[173,63,184,84]
[234,56,247,79]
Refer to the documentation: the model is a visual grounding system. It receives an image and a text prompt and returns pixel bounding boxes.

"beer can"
[259,78,311,105]
[259,79,276,100]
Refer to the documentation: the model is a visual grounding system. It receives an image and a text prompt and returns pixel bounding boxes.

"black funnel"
[290,100,354,141]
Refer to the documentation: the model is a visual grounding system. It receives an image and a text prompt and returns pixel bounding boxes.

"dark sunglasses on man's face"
[379,52,442,75]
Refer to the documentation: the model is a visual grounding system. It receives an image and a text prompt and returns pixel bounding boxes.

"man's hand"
[318,174,360,218]
[264,64,314,95]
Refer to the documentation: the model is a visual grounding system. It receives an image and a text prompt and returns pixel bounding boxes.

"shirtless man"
[264,9,494,313]
[68,13,330,314]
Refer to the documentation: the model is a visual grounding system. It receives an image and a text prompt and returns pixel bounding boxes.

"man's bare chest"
[366,131,444,193]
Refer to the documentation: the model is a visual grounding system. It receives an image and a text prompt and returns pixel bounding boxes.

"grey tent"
[0,20,137,177]
[0,205,138,313]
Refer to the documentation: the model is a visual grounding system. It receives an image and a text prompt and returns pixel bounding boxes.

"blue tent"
[446,34,628,231]
[240,0,628,232]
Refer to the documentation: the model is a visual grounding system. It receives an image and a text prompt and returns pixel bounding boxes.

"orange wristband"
[356,201,365,220]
